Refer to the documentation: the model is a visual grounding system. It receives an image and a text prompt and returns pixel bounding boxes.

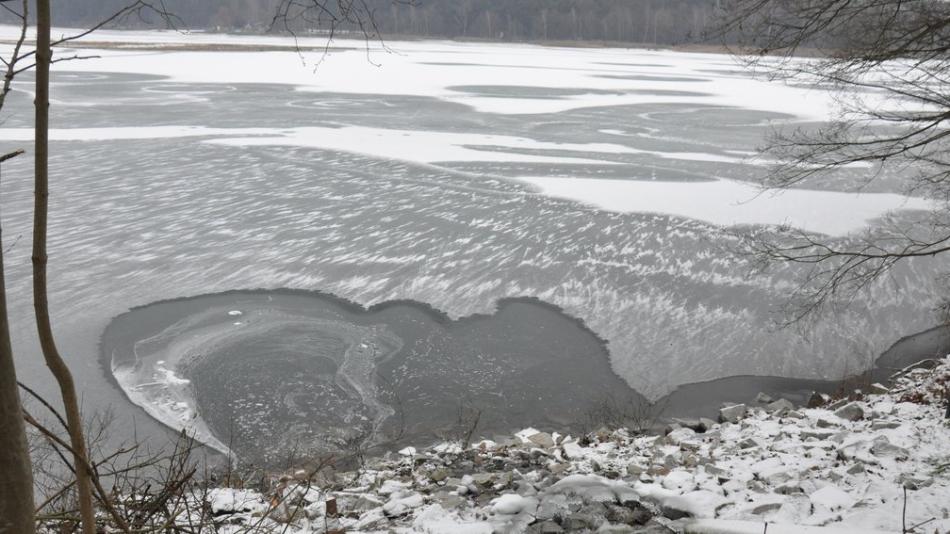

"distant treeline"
[30,0,719,46]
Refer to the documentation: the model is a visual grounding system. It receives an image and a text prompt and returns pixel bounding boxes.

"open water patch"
[101,289,642,464]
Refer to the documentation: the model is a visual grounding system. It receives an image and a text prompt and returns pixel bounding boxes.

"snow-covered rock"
[718,404,747,424]
[120,356,950,534]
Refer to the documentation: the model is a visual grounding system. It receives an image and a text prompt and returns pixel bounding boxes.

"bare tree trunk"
[0,162,35,534]
[33,2,96,533]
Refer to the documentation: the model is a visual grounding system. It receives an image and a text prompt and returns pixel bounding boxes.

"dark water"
[101,290,645,464]
[660,323,950,419]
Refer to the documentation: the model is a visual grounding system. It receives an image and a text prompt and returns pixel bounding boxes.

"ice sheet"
[0,25,846,119]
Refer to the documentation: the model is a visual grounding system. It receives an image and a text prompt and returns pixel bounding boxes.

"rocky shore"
[181,357,950,533]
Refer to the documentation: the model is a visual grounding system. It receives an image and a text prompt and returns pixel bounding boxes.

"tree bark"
[0,166,35,534]
[33,2,97,533]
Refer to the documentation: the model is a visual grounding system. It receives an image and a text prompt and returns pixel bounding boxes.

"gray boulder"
[718,404,747,424]
[752,502,782,515]
[871,421,900,430]
[834,402,865,421]
[528,432,556,449]
[807,392,828,408]
[899,474,934,490]
[698,418,718,432]
[766,398,795,414]
[605,502,653,526]
[671,418,705,433]
[869,436,909,460]
[527,521,564,534]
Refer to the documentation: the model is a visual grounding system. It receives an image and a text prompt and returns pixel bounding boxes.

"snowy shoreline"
[147,356,950,533]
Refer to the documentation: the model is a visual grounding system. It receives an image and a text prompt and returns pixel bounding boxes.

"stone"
[766,398,795,414]
[682,453,701,468]
[672,418,705,431]
[471,473,494,486]
[647,465,671,478]
[434,493,466,509]
[666,427,696,445]
[807,392,829,408]
[738,438,759,449]
[868,383,890,394]
[560,516,595,531]
[808,485,855,511]
[828,398,850,411]
[527,521,564,534]
[775,483,803,495]
[785,410,804,419]
[834,402,865,421]
[755,392,774,404]
[704,464,727,477]
[698,418,718,432]
[816,418,838,428]
[680,440,702,455]
[606,503,653,526]
[752,502,782,515]
[429,469,449,483]
[801,428,836,440]
[871,421,901,430]
[661,454,680,469]
[528,432,556,449]
[345,495,384,513]
[663,423,683,435]
[636,519,679,533]
[560,504,606,530]
[869,436,909,460]
[495,437,521,448]
[718,404,747,424]
[382,492,424,517]
[899,474,934,490]
[615,489,643,508]
[760,470,792,486]
[660,499,693,520]
[626,462,646,476]
[549,463,568,476]
[829,430,851,444]
[846,462,865,475]
[535,494,568,521]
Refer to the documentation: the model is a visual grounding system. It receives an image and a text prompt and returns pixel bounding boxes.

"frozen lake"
[0,28,943,456]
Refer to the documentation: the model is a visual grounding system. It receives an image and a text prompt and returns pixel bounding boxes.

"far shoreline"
[0,25,824,58]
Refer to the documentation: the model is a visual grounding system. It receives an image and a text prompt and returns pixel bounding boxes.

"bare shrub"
[585,394,667,434]
[437,400,483,450]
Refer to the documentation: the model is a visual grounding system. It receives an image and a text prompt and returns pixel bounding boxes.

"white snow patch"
[489,494,538,515]
[517,175,931,236]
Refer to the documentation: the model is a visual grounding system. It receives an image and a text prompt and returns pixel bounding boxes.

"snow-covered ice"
[518,175,931,235]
